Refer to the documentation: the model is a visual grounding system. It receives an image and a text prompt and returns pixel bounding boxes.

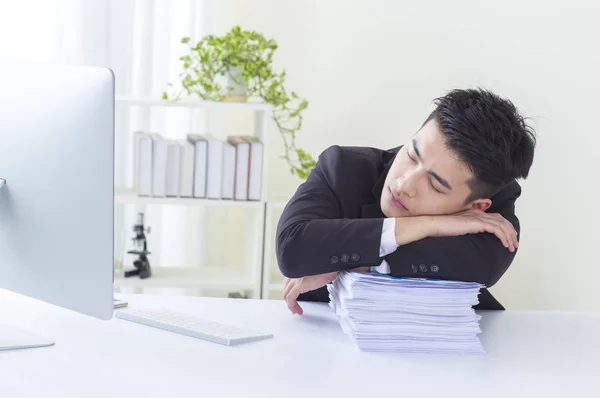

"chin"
[381,203,407,218]
[381,207,393,218]
[380,201,393,218]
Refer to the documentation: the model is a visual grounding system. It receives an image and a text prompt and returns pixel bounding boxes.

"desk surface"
[1,290,599,398]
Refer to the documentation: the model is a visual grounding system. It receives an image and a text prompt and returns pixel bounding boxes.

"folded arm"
[385,224,518,287]
[382,184,521,287]
[276,152,384,278]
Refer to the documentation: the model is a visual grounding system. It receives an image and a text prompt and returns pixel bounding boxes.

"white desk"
[1,290,599,398]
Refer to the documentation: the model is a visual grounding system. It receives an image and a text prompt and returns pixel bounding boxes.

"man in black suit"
[276,88,536,315]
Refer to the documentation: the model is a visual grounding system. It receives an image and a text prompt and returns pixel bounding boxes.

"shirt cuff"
[379,217,398,257]
[370,259,391,274]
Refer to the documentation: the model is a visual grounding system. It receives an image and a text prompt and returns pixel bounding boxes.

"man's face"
[380,119,489,218]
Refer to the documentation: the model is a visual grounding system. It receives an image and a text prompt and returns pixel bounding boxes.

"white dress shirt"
[370,217,397,274]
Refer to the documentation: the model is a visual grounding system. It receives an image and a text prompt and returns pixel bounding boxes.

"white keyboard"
[115,307,273,346]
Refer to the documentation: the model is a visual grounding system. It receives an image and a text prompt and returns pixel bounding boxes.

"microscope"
[124,212,152,279]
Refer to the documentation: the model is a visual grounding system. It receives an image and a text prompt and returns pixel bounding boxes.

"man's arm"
[382,183,522,287]
[276,147,385,278]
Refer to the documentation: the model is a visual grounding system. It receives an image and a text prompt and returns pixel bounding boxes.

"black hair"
[424,88,536,202]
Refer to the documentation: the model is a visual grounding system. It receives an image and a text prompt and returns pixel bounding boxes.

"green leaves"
[163,25,315,180]
[180,55,192,69]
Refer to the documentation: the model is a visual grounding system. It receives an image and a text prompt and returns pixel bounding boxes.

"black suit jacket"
[275,145,523,310]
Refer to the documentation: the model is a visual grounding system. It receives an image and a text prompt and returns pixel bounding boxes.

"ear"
[467,198,492,212]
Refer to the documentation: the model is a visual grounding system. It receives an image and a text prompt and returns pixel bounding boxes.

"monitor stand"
[0,323,54,351]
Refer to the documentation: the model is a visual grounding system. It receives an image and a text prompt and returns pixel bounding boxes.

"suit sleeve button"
[330,256,339,264]
[351,253,360,262]
[341,254,349,263]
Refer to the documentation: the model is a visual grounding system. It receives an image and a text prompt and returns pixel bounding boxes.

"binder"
[241,136,263,201]
[165,140,181,197]
[150,133,168,197]
[227,136,250,201]
[179,140,195,198]
[187,134,208,198]
[204,136,224,199]
[221,142,236,200]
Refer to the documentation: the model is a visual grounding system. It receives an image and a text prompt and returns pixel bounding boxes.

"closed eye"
[430,180,443,193]
[409,141,453,192]
[407,150,417,163]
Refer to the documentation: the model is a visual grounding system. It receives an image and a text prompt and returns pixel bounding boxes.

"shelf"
[114,266,255,290]
[115,94,273,112]
[114,188,265,208]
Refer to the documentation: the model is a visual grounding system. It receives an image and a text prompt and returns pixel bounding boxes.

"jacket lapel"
[360,146,399,219]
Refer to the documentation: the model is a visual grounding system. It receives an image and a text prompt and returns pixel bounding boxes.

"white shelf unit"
[113,95,272,299]
[114,188,265,208]
[262,200,290,300]
[114,266,255,291]
[114,95,273,111]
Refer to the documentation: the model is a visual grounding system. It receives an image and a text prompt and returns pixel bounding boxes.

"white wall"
[233,0,600,311]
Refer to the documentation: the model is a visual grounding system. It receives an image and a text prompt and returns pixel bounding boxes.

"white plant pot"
[219,66,248,102]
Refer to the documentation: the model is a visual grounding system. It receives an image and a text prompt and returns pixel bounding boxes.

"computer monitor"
[0,59,115,350]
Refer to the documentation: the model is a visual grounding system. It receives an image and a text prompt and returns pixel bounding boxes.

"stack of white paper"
[327,271,485,354]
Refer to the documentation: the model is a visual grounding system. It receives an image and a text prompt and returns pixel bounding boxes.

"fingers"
[459,211,518,252]
[492,223,513,252]
[283,277,304,315]
[286,283,304,315]
[282,278,294,301]
[487,213,519,251]
[479,213,518,252]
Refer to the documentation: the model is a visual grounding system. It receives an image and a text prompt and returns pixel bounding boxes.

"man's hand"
[395,210,519,252]
[429,209,519,252]
[282,272,339,315]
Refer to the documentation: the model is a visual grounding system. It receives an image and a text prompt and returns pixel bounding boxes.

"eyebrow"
[412,139,453,190]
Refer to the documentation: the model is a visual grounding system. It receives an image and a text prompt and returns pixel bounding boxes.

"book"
[150,133,168,197]
[204,136,224,199]
[187,134,208,198]
[221,142,236,200]
[227,136,250,201]
[187,134,223,199]
[165,140,181,197]
[178,140,195,198]
[241,136,263,201]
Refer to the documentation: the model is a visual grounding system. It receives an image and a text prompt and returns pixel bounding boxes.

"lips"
[389,187,408,211]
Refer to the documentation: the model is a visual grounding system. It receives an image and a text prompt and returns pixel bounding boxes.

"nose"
[393,169,418,198]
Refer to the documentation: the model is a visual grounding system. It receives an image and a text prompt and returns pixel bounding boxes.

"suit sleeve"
[276,146,385,278]
[384,184,522,287]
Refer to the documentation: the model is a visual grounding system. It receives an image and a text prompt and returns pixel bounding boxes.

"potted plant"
[163,26,316,180]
